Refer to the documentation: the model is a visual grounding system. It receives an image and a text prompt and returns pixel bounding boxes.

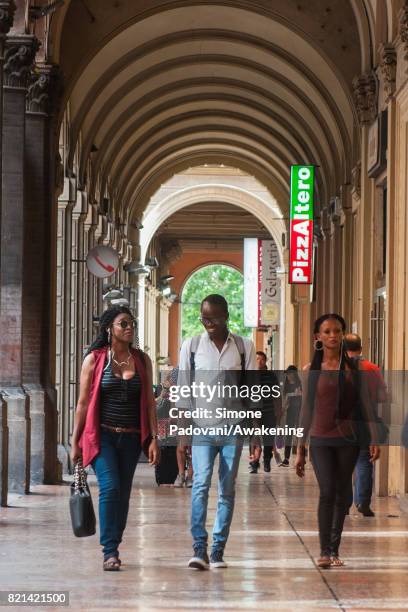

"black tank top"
[100,360,141,428]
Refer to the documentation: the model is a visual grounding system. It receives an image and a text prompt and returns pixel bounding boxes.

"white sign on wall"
[244,238,280,327]
[260,240,280,325]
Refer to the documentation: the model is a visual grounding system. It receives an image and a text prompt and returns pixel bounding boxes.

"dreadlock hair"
[307,313,357,415]
[84,306,138,357]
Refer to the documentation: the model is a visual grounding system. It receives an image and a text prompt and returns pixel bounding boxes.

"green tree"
[181,264,252,338]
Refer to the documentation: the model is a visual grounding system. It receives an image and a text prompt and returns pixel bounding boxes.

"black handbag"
[69,459,96,537]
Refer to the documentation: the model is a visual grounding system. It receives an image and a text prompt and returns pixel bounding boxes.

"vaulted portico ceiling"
[47,0,383,227]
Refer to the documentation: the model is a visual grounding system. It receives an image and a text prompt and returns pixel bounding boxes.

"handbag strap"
[74,458,88,492]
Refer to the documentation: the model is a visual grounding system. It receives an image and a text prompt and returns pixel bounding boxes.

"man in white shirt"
[177,294,256,570]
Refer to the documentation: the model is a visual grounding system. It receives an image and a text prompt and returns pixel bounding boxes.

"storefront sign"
[289,165,314,284]
[244,238,280,327]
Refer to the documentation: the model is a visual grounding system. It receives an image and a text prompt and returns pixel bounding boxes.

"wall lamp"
[145,256,159,269]
[124,262,151,276]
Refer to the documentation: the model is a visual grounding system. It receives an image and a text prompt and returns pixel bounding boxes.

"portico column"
[0,0,15,507]
[24,64,61,484]
[0,34,38,495]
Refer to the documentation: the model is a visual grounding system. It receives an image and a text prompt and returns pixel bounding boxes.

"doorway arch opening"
[181,264,251,340]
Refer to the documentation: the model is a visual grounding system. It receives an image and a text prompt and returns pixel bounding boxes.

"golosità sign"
[289,165,314,284]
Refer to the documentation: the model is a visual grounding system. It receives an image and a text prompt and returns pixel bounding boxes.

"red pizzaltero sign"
[289,165,314,284]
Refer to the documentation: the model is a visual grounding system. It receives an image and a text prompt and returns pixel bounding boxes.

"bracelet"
[151,434,159,439]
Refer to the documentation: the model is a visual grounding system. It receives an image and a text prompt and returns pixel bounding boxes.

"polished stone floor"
[1,454,408,611]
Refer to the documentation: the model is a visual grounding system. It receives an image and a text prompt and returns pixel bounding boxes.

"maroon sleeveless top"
[310,370,358,440]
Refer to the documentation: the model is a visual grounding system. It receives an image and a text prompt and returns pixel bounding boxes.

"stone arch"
[140,183,285,267]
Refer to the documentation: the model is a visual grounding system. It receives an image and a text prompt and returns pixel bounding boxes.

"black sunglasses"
[113,320,136,330]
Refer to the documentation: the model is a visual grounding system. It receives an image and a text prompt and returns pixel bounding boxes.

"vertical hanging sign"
[244,238,281,327]
[289,165,314,284]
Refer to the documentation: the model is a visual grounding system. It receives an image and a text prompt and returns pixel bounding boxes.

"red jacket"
[79,347,152,466]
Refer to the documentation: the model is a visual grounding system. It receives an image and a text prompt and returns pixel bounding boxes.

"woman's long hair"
[307,313,357,414]
[84,306,139,357]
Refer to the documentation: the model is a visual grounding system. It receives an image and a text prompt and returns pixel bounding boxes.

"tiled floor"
[1,456,408,611]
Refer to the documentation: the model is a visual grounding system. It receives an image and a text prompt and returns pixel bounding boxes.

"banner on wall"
[289,165,314,284]
[244,238,280,327]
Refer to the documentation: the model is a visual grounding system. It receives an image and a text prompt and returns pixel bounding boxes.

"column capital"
[352,72,377,125]
[26,63,61,115]
[3,35,39,89]
[0,1,15,36]
[379,43,397,101]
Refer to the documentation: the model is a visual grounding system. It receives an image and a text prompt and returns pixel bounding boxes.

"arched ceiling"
[49,0,374,227]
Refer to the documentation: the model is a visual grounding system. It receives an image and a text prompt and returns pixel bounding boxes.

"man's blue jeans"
[92,430,141,559]
[191,435,243,552]
[354,449,373,506]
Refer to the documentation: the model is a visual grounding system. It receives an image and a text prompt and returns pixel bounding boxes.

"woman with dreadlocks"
[70,306,159,571]
[295,313,380,569]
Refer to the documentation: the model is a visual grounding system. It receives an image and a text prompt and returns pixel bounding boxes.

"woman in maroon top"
[295,313,380,568]
[70,306,159,571]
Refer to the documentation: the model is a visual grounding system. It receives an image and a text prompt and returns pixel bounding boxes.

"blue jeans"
[191,436,243,552]
[92,430,141,559]
[354,449,373,506]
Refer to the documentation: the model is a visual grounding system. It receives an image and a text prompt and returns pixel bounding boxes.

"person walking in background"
[344,333,388,517]
[177,294,256,570]
[295,313,380,569]
[156,367,181,487]
[249,351,282,473]
[279,366,302,467]
[175,444,193,488]
[70,306,159,571]
[156,367,193,488]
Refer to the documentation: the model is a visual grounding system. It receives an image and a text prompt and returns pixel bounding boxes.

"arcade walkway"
[1,460,408,611]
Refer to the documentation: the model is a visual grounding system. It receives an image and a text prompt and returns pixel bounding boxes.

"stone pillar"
[340,185,353,326]
[24,64,60,484]
[56,190,75,470]
[0,1,15,506]
[72,190,88,390]
[352,72,377,344]
[0,35,38,495]
[84,205,97,347]
[0,388,29,494]
[0,395,8,506]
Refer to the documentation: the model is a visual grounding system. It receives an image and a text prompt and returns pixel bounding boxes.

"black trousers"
[310,445,360,556]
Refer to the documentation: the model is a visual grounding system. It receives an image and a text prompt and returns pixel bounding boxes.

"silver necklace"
[111,350,131,368]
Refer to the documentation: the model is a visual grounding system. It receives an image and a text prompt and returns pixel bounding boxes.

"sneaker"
[174,474,185,488]
[263,459,271,473]
[210,549,227,569]
[185,477,193,488]
[188,547,209,570]
[249,461,259,474]
[274,452,282,465]
[279,459,290,467]
[357,503,375,517]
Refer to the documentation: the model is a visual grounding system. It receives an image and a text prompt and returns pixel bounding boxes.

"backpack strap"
[230,333,246,371]
[189,335,202,371]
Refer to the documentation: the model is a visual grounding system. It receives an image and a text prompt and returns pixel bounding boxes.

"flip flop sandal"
[330,556,345,567]
[316,556,332,569]
[103,557,121,571]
